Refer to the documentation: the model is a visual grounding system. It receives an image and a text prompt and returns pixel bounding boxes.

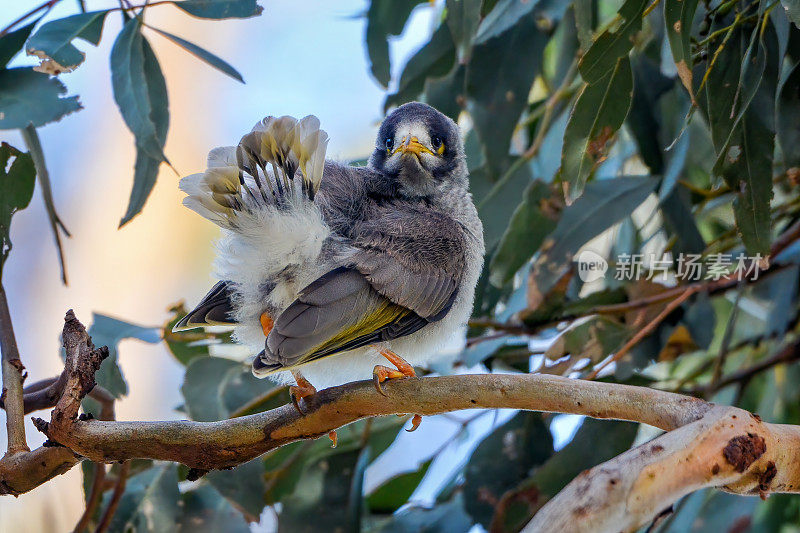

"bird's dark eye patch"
[385,136,394,152]
[430,135,445,155]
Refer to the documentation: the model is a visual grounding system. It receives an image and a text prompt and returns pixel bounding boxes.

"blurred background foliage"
[2,0,800,531]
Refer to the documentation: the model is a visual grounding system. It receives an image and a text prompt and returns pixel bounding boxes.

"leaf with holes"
[26,10,109,73]
[664,0,699,101]
[0,68,81,129]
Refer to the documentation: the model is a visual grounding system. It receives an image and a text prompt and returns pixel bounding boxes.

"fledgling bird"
[176,102,484,427]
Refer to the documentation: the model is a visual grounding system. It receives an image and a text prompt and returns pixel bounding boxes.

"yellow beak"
[393,136,434,157]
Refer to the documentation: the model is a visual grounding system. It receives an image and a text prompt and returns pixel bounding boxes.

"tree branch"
[33,373,712,470]
[525,404,800,532]
[0,284,28,454]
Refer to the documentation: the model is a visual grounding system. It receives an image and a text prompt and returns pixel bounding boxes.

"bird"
[175,102,484,435]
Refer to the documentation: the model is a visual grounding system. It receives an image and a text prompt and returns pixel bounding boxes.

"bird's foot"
[260,312,274,337]
[328,431,338,448]
[289,371,317,415]
[406,414,422,432]
[372,348,416,396]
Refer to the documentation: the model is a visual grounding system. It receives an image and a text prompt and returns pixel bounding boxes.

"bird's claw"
[406,414,422,432]
[328,431,338,448]
[372,365,405,397]
[289,388,305,415]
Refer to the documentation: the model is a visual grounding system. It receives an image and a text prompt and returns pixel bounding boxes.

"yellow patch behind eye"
[437,143,445,155]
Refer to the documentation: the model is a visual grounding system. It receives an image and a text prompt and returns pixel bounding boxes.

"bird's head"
[369,102,466,198]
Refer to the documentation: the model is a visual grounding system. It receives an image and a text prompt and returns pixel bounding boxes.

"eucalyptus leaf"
[206,458,267,521]
[105,464,180,533]
[174,0,263,19]
[578,0,646,83]
[0,68,81,129]
[87,313,161,398]
[26,10,109,72]
[0,143,35,277]
[150,26,244,83]
[0,20,39,68]
[179,485,250,533]
[489,179,559,287]
[365,0,426,87]
[561,57,634,201]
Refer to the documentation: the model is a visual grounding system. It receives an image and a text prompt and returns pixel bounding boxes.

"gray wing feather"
[174,281,235,331]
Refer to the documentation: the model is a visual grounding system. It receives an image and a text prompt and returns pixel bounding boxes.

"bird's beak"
[393,136,434,157]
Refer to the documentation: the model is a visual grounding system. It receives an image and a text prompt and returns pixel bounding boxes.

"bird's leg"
[372,348,416,396]
[260,312,274,337]
[372,349,423,431]
[288,370,316,415]
[287,370,338,447]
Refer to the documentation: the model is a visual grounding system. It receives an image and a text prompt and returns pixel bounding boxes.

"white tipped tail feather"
[180,115,335,352]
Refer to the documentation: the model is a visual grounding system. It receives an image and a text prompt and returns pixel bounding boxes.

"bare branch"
[0,445,79,495]
[0,284,28,454]
[36,374,712,470]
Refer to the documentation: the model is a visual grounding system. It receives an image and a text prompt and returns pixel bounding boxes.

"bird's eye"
[431,135,445,155]
[385,137,394,152]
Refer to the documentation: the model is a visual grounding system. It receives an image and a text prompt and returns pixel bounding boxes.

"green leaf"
[181,356,281,421]
[531,176,657,295]
[384,23,455,110]
[496,419,637,531]
[365,0,426,87]
[446,0,481,60]
[0,68,81,129]
[474,0,543,44]
[706,26,777,255]
[467,4,557,177]
[423,63,466,121]
[626,55,675,174]
[110,19,167,162]
[367,459,432,513]
[372,494,473,532]
[561,57,634,201]
[477,161,533,249]
[463,412,553,528]
[278,447,371,532]
[106,464,180,533]
[150,26,243,83]
[87,314,160,398]
[174,0,263,19]
[664,0,699,99]
[26,10,109,73]
[780,0,800,27]
[111,19,170,226]
[573,0,597,51]
[0,143,35,277]
[577,0,646,84]
[179,485,250,533]
[206,458,266,521]
[777,61,800,168]
[489,180,559,287]
[0,20,39,68]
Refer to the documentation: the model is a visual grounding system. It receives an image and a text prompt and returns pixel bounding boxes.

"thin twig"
[0,285,28,454]
[709,289,742,386]
[21,125,70,285]
[586,287,700,380]
[0,0,60,37]
[74,464,106,533]
[94,461,130,533]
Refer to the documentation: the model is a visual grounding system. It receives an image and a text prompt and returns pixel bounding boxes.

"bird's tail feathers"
[180,115,329,229]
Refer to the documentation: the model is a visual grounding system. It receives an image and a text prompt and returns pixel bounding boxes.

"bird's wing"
[173,281,236,331]
[255,209,466,373]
